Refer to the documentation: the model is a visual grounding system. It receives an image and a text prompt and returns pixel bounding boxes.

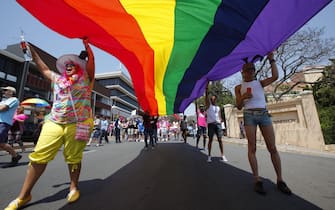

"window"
[6,74,17,82]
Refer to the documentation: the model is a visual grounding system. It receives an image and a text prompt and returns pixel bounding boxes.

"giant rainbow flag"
[17,0,331,115]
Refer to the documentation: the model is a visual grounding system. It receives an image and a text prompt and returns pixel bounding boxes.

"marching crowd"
[1,42,291,209]
[84,112,197,148]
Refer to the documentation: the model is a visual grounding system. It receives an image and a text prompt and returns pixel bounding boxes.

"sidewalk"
[224,137,335,159]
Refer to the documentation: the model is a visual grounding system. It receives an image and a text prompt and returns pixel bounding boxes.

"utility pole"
[18,32,31,101]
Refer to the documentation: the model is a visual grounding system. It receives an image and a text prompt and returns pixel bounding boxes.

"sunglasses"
[65,63,76,68]
[241,67,255,73]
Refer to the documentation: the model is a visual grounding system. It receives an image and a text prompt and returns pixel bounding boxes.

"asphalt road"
[1,138,335,210]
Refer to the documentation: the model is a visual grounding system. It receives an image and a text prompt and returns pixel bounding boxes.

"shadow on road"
[1,161,29,168]
[30,143,321,210]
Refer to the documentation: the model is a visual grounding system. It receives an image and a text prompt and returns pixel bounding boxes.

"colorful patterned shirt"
[49,71,92,124]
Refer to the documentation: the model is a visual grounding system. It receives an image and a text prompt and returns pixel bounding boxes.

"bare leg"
[196,135,200,148]
[86,136,93,145]
[260,125,283,182]
[17,135,25,152]
[18,163,47,199]
[208,138,213,156]
[0,143,18,157]
[68,163,81,191]
[244,125,260,182]
[203,135,207,149]
[218,137,224,156]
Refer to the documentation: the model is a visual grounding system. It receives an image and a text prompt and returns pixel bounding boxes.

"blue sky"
[1,1,334,75]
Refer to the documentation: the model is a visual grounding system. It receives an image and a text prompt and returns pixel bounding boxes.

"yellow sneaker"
[67,189,80,203]
[5,195,32,210]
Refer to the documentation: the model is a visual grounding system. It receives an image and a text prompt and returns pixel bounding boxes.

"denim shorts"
[197,126,207,136]
[208,123,223,139]
[92,129,101,138]
[0,123,10,143]
[243,109,272,126]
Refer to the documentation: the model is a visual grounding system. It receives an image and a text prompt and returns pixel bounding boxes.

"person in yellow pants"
[5,38,95,210]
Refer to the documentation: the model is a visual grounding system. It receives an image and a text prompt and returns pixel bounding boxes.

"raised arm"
[205,82,210,109]
[235,84,244,110]
[83,38,95,83]
[29,44,53,81]
[235,84,253,110]
[260,52,278,87]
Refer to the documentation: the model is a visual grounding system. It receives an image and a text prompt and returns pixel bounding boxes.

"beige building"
[224,90,335,153]
[224,64,333,153]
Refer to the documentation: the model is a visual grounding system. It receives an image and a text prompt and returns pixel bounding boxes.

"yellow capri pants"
[29,118,93,165]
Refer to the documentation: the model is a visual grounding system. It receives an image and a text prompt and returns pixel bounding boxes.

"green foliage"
[314,60,335,144]
[278,84,290,92]
[195,81,235,108]
[318,106,335,144]
[194,81,235,121]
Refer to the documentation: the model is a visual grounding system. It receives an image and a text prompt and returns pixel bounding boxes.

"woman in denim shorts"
[234,52,291,196]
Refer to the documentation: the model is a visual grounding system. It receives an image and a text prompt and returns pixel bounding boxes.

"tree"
[313,59,335,106]
[194,80,234,122]
[255,27,335,101]
[195,81,234,107]
[313,59,335,144]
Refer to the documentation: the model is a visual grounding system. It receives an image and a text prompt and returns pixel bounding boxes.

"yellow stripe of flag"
[121,0,175,115]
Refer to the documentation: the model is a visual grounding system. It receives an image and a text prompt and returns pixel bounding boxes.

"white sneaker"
[221,156,228,162]
[207,156,212,162]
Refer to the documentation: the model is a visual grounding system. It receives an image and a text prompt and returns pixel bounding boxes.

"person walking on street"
[142,111,155,150]
[235,51,292,196]
[0,86,22,167]
[151,115,158,145]
[8,106,28,153]
[180,115,188,143]
[99,116,109,144]
[108,120,115,137]
[5,38,95,210]
[87,115,101,146]
[120,118,129,142]
[196,104,207,150]
[114,116,121,143]
[137,119,144,142]
[205,87,227,163]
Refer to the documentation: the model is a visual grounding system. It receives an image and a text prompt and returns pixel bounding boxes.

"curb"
[223,137,335,159]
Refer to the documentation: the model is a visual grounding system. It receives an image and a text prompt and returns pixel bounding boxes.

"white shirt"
[241,80,267,109]
[207,104,221,124]
[100,119,109,130]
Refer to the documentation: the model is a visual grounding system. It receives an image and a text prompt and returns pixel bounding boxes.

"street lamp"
[18,33,32,101]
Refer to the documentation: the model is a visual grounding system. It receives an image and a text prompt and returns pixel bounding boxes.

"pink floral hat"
[56,54,86,73]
